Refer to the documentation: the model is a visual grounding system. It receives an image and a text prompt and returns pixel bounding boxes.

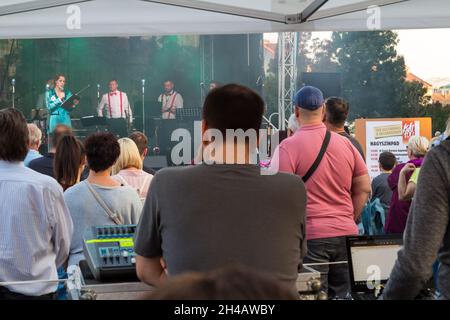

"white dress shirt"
[0,160,73,296]
[98,90,133,122]
[158,91,184,119]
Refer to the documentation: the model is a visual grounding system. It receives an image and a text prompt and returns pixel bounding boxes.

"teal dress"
[46,89,74,133]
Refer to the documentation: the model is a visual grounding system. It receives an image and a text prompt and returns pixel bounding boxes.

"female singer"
[46,74,79,133]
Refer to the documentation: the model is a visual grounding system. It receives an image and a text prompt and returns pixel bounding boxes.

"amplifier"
[83,225,138,281]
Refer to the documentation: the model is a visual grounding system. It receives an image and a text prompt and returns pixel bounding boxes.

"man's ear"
[143,147,148,158]
[294,106,300,118]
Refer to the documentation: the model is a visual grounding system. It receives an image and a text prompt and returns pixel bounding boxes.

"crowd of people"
[0,83,449,300]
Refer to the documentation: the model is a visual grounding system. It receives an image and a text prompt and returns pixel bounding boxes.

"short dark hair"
[0,108,28,162]
[51,124,72,149]
[129,131,148,156]
[379,152,397,171]
[84,132,120,172]
[325,97,349,127]
[202,84,265,136]
[54,135,85,190]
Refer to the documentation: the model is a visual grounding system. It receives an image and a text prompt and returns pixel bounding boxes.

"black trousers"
[107,118,128,138]
[0,286,56,300]
[303,236,350,298]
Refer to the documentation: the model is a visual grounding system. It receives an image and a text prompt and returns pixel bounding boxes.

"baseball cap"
[294,86,324,110]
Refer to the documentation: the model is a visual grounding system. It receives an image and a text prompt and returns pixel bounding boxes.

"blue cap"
[294,86,324,110]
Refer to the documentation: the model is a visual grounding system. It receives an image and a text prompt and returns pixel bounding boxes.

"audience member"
[0,108,73,300]
[64,132,143,266]
[28,124,72,177]
[112,137,153,200]
[323,97,365,160]
[134,84,307,290]
[270,86,370,298]
[382,135,450,299]
[431,117,449,148]
[129,131,155,175]
[371,151,397,211]
[148,266,299,300]
[24,123,43,166]
[385,136,429,234]
[287,113,299,137]
[54,135,86,191]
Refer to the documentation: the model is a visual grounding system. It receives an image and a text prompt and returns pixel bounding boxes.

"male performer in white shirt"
[158,80,183,119]
[98,79,132,137]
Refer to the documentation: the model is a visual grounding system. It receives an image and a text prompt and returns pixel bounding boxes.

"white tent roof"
[0,0,449,39]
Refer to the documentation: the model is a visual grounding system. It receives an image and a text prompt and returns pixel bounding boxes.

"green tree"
[331,31,407,119]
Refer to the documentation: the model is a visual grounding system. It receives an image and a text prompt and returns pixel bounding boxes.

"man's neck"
[325,122,345,134]
[87,169,120,186]
[203,143,256,165]
[380,169,392,174]
[299,118,323,127]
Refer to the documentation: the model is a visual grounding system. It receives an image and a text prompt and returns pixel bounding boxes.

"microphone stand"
[11,78,15,109]
[141,79,145,135]
[97,84,100,105]
[200,82,205,106]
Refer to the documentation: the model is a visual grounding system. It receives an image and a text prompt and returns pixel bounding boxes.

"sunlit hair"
[112,138,143,174]
[408,136,429,158]
[27,123,42,147]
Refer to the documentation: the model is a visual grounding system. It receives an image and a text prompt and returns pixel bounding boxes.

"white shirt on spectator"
[0,160,73,296]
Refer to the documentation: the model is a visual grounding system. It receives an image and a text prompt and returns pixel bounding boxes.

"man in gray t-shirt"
[134,84,307,289]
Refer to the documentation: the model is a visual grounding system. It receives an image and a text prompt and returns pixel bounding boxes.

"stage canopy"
[0,0,449,39]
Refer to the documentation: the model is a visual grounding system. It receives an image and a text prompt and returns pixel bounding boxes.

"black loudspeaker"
[144,155,168,171]
[299,72,343,98]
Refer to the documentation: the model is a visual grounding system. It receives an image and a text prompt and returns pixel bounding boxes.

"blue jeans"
[303,236,350,298]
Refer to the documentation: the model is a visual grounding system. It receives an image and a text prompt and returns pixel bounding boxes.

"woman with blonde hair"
[385,135,430,234]
[112,137,153,200]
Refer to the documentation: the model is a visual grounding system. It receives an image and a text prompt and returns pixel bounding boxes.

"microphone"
[46,83,50,90]
[200,82,205,87]
[142,79,146,86]
[11,78,15,93]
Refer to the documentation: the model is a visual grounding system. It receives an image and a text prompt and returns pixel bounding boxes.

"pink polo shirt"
[270,123,367,240]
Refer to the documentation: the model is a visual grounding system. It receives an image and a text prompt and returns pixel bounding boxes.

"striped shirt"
[0,160,73,296]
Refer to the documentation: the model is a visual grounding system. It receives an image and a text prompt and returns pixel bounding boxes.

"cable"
[303,261,348,267]
[0,279,68,286]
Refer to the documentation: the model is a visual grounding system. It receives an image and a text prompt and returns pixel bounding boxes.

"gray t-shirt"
[65,181,143,266]
[134,164,307,287]
[371,173,392,210]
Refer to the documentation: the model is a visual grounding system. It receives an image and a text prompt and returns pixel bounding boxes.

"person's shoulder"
[154,165,196,180]
[25,167,62,193]
[263,171,305,192]
[426,140,450,166]
[28,156,44,168]
[64,181,87,198]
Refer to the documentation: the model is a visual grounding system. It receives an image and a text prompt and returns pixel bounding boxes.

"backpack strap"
[302,131,331,183]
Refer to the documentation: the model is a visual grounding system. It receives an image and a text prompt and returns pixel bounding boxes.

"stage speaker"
[299,72,343,98]
[144,155,168,171]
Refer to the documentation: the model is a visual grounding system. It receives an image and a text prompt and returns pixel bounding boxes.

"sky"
[265,29,450,86]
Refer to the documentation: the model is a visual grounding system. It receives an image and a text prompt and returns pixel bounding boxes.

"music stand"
[175,107,202,121]
[81,116,108,135]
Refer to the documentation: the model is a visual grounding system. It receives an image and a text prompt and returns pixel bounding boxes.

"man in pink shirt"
[270,86,370,298]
